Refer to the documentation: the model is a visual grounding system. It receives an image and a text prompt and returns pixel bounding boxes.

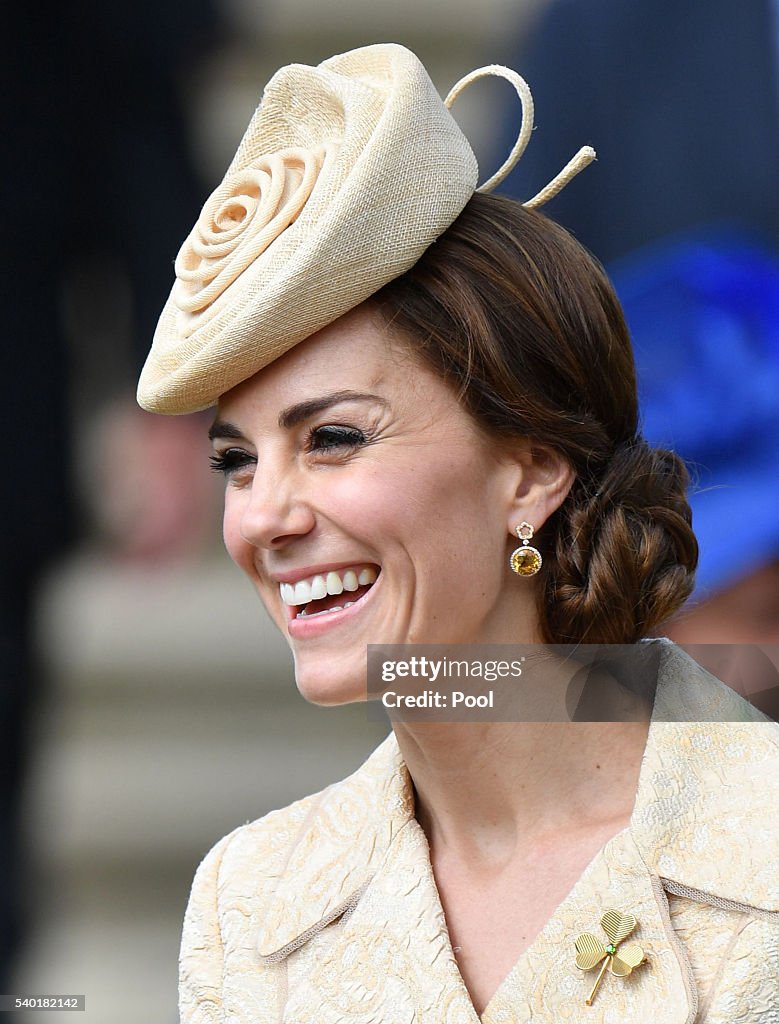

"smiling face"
[210,305,550,704]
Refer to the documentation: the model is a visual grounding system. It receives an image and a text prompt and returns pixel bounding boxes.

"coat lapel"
[256,730,414,961]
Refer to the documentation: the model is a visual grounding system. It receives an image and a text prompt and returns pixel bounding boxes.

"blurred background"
[3,0,778,1020]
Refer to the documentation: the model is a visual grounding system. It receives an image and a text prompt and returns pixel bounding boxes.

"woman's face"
[211,305,540,704]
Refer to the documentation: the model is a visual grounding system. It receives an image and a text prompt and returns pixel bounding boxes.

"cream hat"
[137,43,594,414]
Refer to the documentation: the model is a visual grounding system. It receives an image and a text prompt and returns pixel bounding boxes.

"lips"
[283,564,382,638]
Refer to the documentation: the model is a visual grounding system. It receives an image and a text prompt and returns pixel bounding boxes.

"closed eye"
[306,425,367,452]
[209,448,256,475]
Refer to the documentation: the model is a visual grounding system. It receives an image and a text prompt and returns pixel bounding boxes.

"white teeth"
[326,572,344,595]
[343,601,355,608]
[280,565,379,606]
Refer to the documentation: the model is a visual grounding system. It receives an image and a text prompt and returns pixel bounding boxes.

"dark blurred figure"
[497,0,779,261]
[1,0,221,988]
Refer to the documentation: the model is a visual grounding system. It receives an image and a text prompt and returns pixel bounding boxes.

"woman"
[138,45,778,1023]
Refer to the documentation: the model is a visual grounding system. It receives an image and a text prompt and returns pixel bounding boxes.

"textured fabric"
[137,43,478,414]
[180,640,779,1022]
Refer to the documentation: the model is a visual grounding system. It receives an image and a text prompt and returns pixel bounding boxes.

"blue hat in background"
[610,229,779,603]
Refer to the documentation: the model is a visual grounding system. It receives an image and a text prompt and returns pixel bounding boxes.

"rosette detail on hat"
[173,145,331,336]
[137,44,479,414]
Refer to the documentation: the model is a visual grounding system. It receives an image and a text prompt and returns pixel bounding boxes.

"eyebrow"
[208,390,387,441]
[207,420,246,442]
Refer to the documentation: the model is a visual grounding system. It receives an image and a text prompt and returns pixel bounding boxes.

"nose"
[237,462,316,550]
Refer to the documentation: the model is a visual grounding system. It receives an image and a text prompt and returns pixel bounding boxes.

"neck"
[392,676,651,871]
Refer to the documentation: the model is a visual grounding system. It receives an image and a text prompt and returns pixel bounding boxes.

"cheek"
[324,465,412,540]
[370,450,506,579]
[420,463,509,593]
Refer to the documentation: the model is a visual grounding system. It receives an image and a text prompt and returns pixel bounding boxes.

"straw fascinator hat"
[138,43,594,414]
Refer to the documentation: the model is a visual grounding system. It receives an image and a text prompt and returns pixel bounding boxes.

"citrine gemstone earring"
[509,521,542,576]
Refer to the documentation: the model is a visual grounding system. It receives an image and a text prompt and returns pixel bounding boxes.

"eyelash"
[306,424,367,452]
[209,425,368,475]
[208,449,254,475]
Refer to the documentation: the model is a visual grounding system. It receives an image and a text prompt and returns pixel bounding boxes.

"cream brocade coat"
[180,641,779,1023]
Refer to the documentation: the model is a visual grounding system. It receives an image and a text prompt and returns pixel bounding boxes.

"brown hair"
[371,192,698,644]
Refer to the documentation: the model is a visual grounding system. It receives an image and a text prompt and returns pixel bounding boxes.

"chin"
[292,653,368,707]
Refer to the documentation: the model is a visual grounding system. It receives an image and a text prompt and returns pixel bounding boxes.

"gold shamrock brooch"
[574,909,648,1005]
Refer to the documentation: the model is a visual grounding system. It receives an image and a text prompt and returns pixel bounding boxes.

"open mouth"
[279,565,379,620]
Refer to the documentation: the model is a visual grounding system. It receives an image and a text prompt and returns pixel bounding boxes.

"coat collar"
[257,640,778,962]
[628,641,779,911]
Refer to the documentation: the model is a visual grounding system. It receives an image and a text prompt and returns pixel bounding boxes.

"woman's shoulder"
[180,727,406,1018]
[188,729,402,899]
[649,637,778,724]
[180,747,403,1024]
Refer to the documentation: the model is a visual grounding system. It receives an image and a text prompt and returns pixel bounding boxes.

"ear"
[503,441,575,537]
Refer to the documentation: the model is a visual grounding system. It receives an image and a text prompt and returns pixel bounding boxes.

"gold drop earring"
[509,521,542,576]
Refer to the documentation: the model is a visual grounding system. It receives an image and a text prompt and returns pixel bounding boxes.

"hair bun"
[544,437,699,643]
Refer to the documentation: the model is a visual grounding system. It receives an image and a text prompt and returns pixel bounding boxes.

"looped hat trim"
[444,63,596,202]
